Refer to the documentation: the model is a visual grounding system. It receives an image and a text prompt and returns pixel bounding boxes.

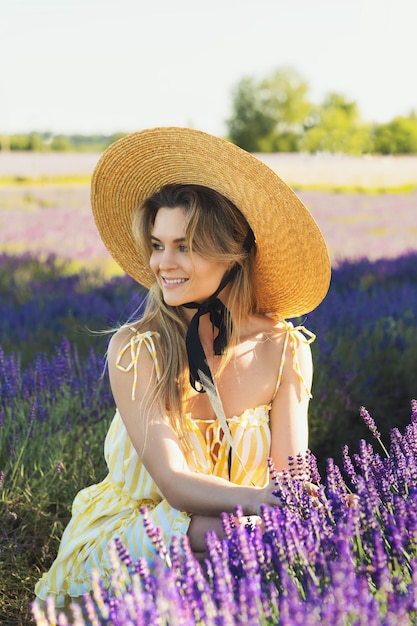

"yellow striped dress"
[35,325,312,606]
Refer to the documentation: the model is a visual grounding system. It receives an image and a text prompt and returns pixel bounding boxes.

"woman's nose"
[159,248,178,269]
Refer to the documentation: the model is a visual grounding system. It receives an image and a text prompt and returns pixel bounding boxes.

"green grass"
[291,181,417,194]
[1,386,111,625]
[0,175,92,187]
[0,177,416,194]
[0,245,124,280]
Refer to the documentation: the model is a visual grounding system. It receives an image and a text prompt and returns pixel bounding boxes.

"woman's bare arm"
[107,328,279,517]
[269,329,312,474]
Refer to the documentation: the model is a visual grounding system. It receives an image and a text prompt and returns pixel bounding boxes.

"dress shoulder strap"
[272,319,316,401]
[115,328,161,400]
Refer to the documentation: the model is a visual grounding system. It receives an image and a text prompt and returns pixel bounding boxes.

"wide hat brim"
[91,127,331,318]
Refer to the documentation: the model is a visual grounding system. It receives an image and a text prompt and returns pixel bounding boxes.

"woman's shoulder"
[245,314,314,367]
[243,313,292,342]
[107,323,162,400]
[111,321,158,341]
[108,323,160,370]
[266,315,315,345]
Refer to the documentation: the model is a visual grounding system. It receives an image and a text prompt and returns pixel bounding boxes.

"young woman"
[35,127,331,606]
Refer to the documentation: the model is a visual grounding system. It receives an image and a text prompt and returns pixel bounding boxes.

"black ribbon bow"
[183,266,238,392]
[183,228,255,393]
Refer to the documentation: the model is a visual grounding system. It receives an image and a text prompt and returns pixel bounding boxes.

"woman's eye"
[151,242,164,251]
[179,244,189,253]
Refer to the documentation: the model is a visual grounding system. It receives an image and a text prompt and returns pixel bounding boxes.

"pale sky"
[1,0,416,137]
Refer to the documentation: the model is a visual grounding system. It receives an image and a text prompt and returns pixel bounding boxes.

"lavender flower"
[360,405,381,439]
[411,399,417,423]
[4,248,417,625]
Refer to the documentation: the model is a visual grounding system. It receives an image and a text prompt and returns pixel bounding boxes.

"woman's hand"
[252,479,322,514]
[250,480,284,515]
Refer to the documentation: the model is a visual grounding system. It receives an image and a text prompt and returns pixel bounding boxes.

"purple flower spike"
[360,405,381,439]
[342,445,357,485]
[411,399,417,424]
[81,592,101,626]
[139,506,169,562]
[306,449,322,485]
[267,457,279,484]
[114,537,135,574]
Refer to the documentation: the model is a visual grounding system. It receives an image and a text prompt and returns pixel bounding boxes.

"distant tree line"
[0,132,126,153]
[1,67,416,154]
[226,67,417,154]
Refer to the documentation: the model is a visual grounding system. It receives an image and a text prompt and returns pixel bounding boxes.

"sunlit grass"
[0,244,123,279]
[292,181,417,194]
[0,177,416,194]
[0,175,91,187]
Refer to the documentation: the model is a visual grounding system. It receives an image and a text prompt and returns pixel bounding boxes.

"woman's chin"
[161,292,187,308]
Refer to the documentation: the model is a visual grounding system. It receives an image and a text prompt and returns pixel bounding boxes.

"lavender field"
[1,185,417,271]
[1,153,417,625]
[1,151,416,272]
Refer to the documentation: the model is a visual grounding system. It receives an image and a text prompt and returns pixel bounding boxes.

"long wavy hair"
[130,184,258,462]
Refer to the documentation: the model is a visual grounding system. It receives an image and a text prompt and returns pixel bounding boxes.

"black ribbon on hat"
[183,228,255,393]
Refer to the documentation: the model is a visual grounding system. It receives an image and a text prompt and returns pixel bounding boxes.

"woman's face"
[150,206,230,307]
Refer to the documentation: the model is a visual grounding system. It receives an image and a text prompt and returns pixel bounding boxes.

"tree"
[259,67,312,151]
[301,93,372,154]
[226,76,276,152]
[28,133,45,151]
[51,135,73,151]
[372,114,417,154]
[226,67,312,152]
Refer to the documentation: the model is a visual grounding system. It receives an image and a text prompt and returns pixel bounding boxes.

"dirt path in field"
[1,151,417,187]
[257,153,417,188]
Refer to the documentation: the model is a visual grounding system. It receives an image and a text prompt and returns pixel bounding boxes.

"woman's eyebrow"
[150,235,186,243]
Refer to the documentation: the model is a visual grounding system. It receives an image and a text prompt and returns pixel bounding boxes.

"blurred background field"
[1,151,417,275]
[2,149,417,185]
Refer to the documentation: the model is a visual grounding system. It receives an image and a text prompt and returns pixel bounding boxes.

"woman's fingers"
[302,480,319,497]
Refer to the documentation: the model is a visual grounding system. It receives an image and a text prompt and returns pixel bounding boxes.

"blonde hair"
[130,184,257,463]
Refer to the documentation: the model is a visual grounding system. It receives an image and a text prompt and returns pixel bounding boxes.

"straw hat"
[91,127,331,318]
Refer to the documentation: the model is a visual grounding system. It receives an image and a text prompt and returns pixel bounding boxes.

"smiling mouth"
[162,277,188,286]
